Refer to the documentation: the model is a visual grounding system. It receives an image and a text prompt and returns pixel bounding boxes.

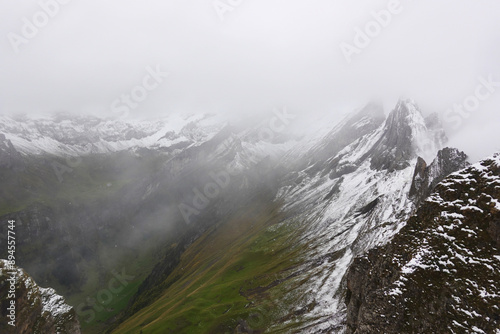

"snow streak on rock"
[0,259,81,333]
[345,153,500,334]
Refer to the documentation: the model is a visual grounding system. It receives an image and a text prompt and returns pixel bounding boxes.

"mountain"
[0,260,81,333]
[345,153,500,333]
[244,99,465,333]
[365,99,447,171]
[0,99,489,333]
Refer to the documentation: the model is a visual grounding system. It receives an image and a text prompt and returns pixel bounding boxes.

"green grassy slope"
[111,199,312,334]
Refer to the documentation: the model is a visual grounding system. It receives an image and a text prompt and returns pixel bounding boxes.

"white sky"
[1,0,499,160]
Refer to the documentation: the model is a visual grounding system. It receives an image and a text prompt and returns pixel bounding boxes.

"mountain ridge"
[345,153,500,333]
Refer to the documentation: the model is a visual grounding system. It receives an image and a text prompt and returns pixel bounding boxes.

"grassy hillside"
[111,199,311,334]
[1,149,309,333]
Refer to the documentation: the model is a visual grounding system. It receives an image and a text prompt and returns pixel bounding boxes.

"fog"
[1,0,500,160]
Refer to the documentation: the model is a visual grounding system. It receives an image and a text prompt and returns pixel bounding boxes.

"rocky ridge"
[409,147,470,205]
[0,259,81,334]
[345,153,500,333]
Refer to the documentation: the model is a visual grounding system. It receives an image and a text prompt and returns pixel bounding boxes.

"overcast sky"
[1,0,500,160]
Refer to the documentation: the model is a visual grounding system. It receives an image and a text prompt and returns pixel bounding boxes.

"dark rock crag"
[0,260,81,334]
[345,153,500,333]
[409,147,470,205]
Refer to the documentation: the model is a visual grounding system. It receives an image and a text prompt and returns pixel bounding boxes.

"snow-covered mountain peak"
[388,98,427,134]
[363,99,446,171]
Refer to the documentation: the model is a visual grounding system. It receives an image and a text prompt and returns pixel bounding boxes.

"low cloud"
[0,0,499,158]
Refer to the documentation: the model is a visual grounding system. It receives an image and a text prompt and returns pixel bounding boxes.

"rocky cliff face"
[345,153,500,333]
[365,99,447,171]
[0,260,81,334]
[409,147,470,205]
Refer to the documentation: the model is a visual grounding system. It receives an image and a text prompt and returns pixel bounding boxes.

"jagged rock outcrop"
[0,260,81,334]
[365,99,447,171]
[409,147,470,205]
[345,153,500,333]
